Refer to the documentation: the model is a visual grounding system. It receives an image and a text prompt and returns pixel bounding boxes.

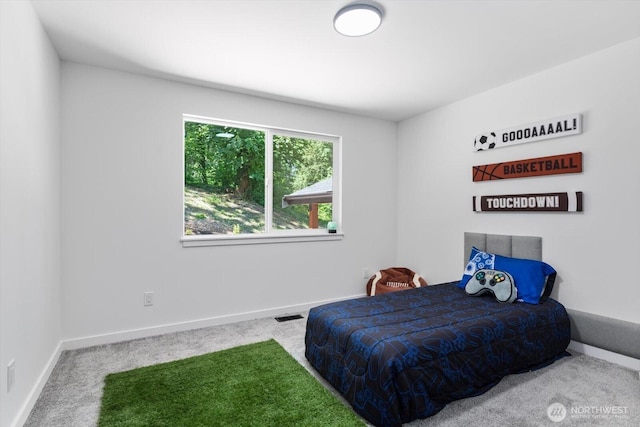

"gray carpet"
[25,312,639,426]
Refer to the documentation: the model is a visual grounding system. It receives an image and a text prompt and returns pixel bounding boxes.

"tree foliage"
[184,122,266,204]
[184,121,333,225]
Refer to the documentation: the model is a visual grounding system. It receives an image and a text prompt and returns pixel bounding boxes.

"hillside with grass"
[184,186,308,235]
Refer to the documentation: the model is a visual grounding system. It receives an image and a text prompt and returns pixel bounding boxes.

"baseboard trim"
[10,341,62,427]
[568,340,640,371]
[61,294,365,350]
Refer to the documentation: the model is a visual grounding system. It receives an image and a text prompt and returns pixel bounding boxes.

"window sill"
[181,231,344,247]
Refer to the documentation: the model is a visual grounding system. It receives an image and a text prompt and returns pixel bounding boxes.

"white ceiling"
[31,0,640,122]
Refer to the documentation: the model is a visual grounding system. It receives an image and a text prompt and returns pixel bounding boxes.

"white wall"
[397,38,640,324]
[0,1,62,426]
[4,4,638,423]
[60,63,398,343]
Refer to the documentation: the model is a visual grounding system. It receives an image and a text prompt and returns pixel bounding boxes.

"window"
[182,115,341,246]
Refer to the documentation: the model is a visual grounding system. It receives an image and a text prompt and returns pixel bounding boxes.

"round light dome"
[334,4,382,37]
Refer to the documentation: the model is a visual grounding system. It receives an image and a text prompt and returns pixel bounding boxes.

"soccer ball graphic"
[474,132,496,151]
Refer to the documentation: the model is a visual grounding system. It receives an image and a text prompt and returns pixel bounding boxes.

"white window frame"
[181,114,342,247]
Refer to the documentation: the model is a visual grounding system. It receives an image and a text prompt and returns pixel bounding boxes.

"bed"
[304,233,571,426]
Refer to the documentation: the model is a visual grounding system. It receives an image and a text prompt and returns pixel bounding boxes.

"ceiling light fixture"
[215,132,234,138]
[334,3,382,37]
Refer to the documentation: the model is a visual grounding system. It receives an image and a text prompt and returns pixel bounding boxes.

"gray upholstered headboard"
[464,232,640,361]
[464,232,541,267]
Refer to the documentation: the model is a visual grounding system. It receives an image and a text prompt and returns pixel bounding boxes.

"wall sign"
[473,152,583,181]
[473,191,583,212]
[473,113,582,151]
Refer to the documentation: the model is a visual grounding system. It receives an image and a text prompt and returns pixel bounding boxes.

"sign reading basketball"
[474,113,582,151]
[473,152,583,181]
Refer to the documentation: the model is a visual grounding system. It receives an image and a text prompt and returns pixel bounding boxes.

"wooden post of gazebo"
[282,177,332,229]
[309,203,319,228]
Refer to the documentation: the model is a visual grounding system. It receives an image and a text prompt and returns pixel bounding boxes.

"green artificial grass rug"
[98,339,365,427]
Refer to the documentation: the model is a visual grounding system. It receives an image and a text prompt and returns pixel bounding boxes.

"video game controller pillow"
[465,269,517,303]
[458,247,557,304]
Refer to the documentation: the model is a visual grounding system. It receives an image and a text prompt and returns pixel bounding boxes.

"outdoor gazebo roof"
[282,177,332,208]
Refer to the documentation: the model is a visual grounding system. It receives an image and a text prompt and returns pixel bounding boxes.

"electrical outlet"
[7,360,15,393]
[144,291,154,306]
[362,268,370,279]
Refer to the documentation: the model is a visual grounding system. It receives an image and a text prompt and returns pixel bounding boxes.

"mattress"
[305,282,571,426]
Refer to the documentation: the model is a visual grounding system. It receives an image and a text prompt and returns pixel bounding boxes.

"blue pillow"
[458,247,556,304]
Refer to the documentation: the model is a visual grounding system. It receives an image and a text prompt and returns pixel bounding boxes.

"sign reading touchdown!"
[473,191,583,212]
[473,113,582,151]
[473,152,583,181]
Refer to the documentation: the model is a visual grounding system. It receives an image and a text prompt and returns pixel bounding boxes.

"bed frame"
[465,232,640,361]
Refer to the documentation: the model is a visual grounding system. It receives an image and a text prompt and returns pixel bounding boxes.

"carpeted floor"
[25,312,639,426]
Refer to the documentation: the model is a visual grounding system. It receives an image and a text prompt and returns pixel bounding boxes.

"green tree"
[184,122,214,186]
[184,122,265,203]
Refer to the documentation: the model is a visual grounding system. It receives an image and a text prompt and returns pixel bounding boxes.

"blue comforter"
[305,282,570,426]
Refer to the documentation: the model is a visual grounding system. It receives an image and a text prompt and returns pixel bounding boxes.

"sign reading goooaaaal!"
[473,113,582,151]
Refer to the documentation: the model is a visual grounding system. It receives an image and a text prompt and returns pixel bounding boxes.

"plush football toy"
[465,269,517,303]
[367,267,427,296]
